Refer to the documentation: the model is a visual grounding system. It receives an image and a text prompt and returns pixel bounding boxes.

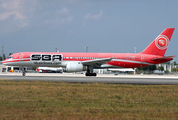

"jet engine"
[66,62,86,72]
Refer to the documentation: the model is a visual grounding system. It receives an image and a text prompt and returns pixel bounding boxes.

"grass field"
[0,81,178,120]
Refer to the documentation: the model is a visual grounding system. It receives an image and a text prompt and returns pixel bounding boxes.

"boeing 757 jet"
[3,28,175,76]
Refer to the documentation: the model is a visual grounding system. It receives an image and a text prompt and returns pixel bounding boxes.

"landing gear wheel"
[22,67,26,76]
[93,73,97,76]
[22,72,26,76]
[85,72,97,76]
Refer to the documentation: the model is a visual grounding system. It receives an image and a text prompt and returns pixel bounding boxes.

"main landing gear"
[85,72,97,76]
[85,66,97,76]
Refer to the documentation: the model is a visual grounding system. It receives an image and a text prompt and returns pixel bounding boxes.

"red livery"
[3,28,175,76]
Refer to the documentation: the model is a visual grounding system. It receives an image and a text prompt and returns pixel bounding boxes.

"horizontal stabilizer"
[151,56,176,61]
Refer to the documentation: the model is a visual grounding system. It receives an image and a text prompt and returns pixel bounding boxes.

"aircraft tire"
[93,73,97,76]
[85,73,97,76]
[22,72,26,76]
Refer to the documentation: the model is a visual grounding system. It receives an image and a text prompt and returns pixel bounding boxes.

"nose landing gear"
[22,67,26,76]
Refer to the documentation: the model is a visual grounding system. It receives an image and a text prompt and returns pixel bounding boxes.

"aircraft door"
[141,55,145,63]
[19,53,23,62]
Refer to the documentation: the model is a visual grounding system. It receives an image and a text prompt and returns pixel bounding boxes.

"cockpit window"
[7,56,14,59]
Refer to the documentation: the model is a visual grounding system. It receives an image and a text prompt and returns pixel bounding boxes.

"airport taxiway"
[1,73,178,85]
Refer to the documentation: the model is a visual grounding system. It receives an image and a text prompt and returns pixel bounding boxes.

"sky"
[0,0,178,62]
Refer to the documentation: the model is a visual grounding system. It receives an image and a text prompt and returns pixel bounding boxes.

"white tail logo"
[155,35,169,50]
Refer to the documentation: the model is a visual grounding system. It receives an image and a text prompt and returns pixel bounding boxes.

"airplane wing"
[81,58,112,66]
[151,56,176,61]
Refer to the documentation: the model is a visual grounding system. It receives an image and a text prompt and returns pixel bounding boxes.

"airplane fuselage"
[3,52,172,68]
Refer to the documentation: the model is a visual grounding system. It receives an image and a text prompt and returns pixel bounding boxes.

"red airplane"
[3,28,175,76]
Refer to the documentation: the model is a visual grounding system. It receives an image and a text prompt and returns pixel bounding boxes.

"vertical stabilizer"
[141,28,175,56]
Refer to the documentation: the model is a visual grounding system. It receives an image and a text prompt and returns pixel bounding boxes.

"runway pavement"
[1,73,178,85]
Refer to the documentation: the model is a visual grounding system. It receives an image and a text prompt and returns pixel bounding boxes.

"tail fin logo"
[155,35,169,50]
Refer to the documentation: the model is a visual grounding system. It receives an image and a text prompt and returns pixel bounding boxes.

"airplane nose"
[2,60,7,65]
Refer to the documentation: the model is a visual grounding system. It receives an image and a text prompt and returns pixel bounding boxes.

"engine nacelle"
[66,62,86,72]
